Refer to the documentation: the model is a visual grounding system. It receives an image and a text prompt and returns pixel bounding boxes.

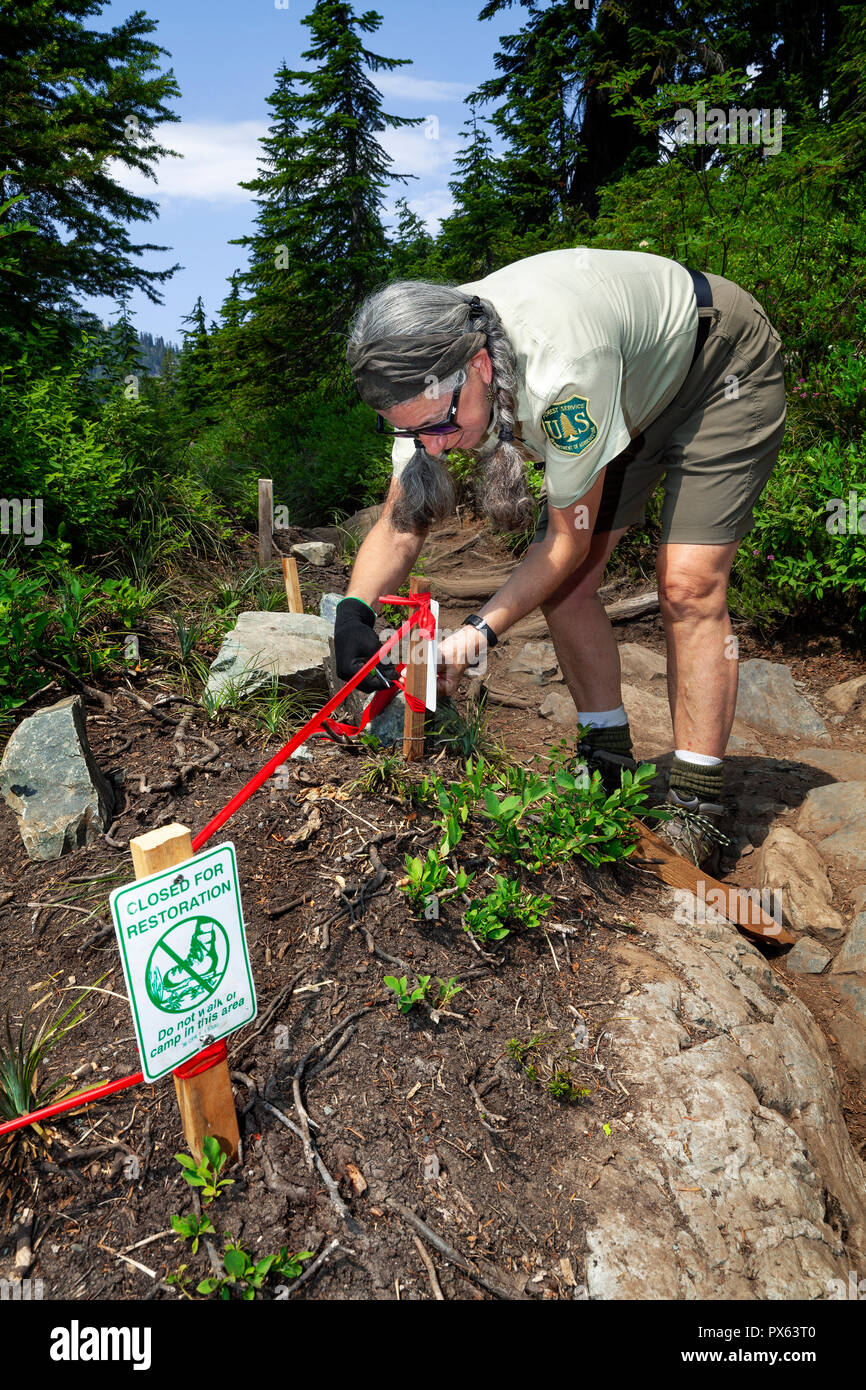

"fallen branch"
[412,1234,445,1301]
[385,1200,528,1301]
[281,1237,345,1297]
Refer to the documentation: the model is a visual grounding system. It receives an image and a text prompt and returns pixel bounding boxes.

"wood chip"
[345,1162,367,1196]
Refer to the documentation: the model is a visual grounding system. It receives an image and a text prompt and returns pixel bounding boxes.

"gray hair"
[348,279,535,534]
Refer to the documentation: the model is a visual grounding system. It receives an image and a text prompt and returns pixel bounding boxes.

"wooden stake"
[129,824,240,1165]
[281,556,303,613]
[402,574,428,762]
[258,478,274,567]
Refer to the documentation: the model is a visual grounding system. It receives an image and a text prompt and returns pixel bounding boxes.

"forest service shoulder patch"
[541,395,598,455]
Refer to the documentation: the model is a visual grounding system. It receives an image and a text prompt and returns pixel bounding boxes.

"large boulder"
[757,825,846,941]
[0,695,115,860]
[831,912,866,976]
[800,748,866,782]
[799,781,866,839]
[206,611,332,700]
[735,660,830,743]
[581,897,866,1299]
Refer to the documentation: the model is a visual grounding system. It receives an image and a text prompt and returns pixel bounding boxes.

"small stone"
[618,643,667,687]
[785,938,832,974]
[422,1153,440,1182]
[831,912,866,975]
[539,689,574,725]
[292,541,336,567]
[319,592,344,624]
[824,674,866,716]
[507,640,560,684]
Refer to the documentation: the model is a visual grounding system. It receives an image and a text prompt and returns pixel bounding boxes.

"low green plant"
[507,1033,591,1104]
[170,1211,215,1254]
[0,991,90,1123]
[401,850,450,908]
[431,693,503,766]
[437,977,464,1008]
[174,1134,234,1204]
[195,1242,314,1300]
[464,875,551,943]
[348,748,414,800]
[384,974,432,1014]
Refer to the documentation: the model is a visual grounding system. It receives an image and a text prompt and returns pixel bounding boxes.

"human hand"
[334,598,398,693]
[436,624,483,699]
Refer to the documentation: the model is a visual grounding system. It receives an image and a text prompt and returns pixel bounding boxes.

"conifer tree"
[233,2,421,401]
[0,0,181,352]
[437,108,510,279]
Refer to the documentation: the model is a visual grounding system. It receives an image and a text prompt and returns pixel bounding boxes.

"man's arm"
[345,476,427,609]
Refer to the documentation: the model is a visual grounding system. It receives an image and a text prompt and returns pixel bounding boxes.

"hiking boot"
[655,787,731,870]
[575,741,639,796]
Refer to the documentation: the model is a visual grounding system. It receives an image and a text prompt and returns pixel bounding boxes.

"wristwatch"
[462,613,499,649]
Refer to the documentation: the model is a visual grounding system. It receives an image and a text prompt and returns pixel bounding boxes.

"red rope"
[1,595,433,1138]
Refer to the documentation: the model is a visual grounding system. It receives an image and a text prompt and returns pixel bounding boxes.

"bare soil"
[1,520,863,1300]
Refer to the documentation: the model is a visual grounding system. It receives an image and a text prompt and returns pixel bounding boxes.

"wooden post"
[281,556,303,613]
[129,824,240,1165]
[402,573,428,762]
[258,478,273,567]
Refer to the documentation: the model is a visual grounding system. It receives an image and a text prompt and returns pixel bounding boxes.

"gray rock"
[322,634,406,747]
[506,640,560,684]
[818,825,866,874]
[757,825,846,941]
[0,695,115,860]
[621,681,673,758]
[735,659,830,743]
[824,675,866,716]
[206,611,332,699]
[786,938,832,974]
[834,974,866,1015]
[832,913,866,975]
[852,886,866,913]
[291,541,336,567]
[799,781,866,839]
[340,504,382,542]
[800,747,866,782]
[582,895,866,1300]
[319,592,344,625]
[618,642,667,688]
[539,688,574,725]
[830,1012,866,1081]
[366,689,407,748]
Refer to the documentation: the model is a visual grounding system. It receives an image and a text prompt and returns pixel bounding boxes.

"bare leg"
[656,541,740,757]
[539,527,628,712]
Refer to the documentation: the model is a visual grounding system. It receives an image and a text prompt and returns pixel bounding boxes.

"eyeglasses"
[376,379,464,440]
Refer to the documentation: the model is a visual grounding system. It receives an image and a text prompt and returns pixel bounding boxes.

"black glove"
[334,597,398,694]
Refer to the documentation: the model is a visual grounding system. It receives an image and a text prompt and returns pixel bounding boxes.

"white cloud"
[381,125,460,180]
[384,189,455,235]
[373,72,472,105]
[107,121,268,204]
[106,116,461,208]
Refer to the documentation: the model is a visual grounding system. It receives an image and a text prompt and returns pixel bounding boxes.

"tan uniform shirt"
[391,248,698,509]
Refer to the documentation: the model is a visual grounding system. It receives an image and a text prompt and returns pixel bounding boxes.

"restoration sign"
[110,841,256,1083]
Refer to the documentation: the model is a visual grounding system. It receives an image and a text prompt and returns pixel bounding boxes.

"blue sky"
[85,0,524,344]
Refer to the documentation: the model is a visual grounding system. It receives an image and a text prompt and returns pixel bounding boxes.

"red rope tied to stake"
[0,594,433,1138]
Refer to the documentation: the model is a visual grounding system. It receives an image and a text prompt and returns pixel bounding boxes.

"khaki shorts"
[534,272,787,546]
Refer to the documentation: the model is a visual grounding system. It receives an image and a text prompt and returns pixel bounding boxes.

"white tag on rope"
[424,599,439,713]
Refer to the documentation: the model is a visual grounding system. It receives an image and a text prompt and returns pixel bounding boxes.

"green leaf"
[223,1246,248,1278]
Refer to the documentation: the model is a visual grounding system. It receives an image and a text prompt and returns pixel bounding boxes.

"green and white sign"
[110,842,257,1083]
